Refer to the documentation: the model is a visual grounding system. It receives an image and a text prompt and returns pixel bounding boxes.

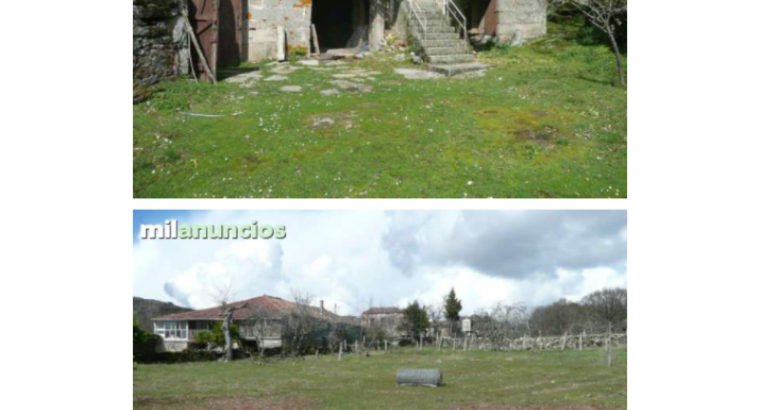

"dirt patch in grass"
[134,396,314,410]
[476,108,566,145]
[243,153,264,166]
[307,111,358,130]
[514,125,560,143]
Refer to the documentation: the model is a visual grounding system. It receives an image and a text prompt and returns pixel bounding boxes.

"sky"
[133,210,627,316]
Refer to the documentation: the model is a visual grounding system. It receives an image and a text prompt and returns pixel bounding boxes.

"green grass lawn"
[133,348,627,409]
[133,22,626,198]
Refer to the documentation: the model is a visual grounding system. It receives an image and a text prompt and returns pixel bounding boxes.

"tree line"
[396,287,627,344]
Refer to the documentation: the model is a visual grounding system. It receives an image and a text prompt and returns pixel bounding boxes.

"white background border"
[3,1,760,408]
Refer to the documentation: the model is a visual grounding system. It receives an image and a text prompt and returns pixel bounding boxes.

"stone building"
[361,306,404,339]
[133,0,547,85]
[458,0,547,43]
[242,0,547,60]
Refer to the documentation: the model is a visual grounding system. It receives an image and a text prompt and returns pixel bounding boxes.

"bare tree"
[494,302,529,337]
[282,291,322,356]
[556,0,627,86]
[471,302,528,349]
[529,298,585,336]
[210,283,248,362]
[219,302,246,361]
[425,304,443,340]
[328,323,350,353]
[365,324,388,350]
[581,287,627,332]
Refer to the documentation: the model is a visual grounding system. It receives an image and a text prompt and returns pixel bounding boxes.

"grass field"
[133,21,626,198]
[133,348,627,409]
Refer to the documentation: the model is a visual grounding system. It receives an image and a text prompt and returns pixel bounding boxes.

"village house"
[152,294,350,352]
[361,306,405,339]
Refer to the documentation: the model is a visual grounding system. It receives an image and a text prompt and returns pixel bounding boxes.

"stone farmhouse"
[361,306,405,339]
[134,0,547,87]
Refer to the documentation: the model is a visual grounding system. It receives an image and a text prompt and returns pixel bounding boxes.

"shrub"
[133,320,161,362]
[194,322,239,348]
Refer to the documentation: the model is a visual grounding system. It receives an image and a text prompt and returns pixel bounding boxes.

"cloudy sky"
[133,210,627,316]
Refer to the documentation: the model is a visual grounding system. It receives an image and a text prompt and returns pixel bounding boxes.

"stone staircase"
[407,0,488,75]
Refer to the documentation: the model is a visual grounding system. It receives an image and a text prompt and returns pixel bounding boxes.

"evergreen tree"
[399,300,430,340]
[444,288,463,335]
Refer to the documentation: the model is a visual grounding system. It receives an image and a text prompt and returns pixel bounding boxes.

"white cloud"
[133,210,627,315]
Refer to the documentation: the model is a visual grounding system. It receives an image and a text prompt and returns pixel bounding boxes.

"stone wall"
[496,0,547,42]
[389,0,409,42]
[133,0,190,96]
[454,332,627,351]
[247,0,313,61]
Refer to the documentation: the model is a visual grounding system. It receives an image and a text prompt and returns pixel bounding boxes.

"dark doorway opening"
[311,0,370,52]
[465,0,497,37]
[217,0,244,67]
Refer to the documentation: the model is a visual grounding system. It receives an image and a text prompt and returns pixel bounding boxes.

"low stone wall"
[447,332,627,351]
[133,0,190,99]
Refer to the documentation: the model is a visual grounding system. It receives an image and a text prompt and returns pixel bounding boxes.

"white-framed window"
[154,320,188,340]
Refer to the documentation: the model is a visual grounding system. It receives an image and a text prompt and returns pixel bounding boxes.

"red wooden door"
[484,0,497,37]
[189,0,219,81]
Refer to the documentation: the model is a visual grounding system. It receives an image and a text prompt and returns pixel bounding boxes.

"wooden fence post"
[606,322,612,367]
[311,24,321,56]
[182,14,216,84]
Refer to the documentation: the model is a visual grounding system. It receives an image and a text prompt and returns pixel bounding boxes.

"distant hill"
[133,297,191,331]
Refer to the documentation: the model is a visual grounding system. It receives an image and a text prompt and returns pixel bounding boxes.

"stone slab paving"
[279,85,303,93]
[330,79,373,93]
[393,68,444,80]
[298,59,320,66]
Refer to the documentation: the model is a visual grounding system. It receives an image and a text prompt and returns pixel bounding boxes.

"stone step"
[425,46,471,56]
[428,54,476,64]
[421,39,465,48]
[410,23,457,33]
[429,62,491,77]
[420,32,462,40]
[409,13,447,19]
[419,28,457,34]
[409,12,449,20]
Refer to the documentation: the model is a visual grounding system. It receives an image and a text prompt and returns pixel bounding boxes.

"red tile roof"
[153,295,339,322]
[362,307,403,315]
